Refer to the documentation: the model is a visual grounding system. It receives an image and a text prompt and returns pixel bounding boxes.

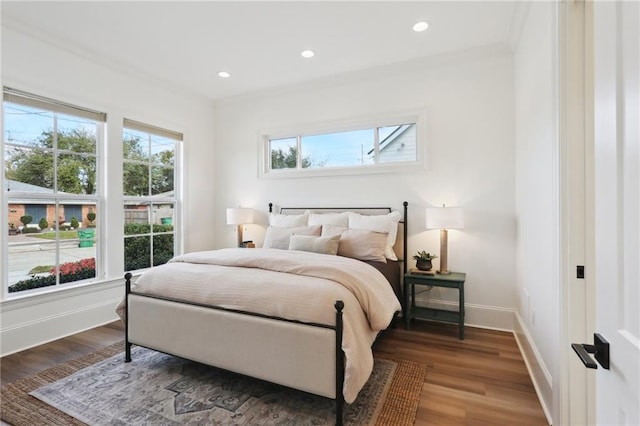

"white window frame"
[122,118,182,274]
[259,110,427,179]
[2,88,105,299]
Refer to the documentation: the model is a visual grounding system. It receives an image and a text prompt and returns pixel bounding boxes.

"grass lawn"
[28,230,80,240]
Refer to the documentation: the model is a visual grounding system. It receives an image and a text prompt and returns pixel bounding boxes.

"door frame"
[557,0,596,424]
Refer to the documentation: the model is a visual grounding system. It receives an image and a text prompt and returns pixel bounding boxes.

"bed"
[119,202,408,425]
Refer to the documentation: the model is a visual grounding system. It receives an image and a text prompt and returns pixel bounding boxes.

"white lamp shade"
[226,208,254,225]
[426,207,464,230]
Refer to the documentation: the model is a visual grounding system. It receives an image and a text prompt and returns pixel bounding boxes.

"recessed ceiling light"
[218,71,230,78]
[413,21,429,32]
[301,49,315,58]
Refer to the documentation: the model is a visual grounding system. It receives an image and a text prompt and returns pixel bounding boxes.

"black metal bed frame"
[124,201,408,426]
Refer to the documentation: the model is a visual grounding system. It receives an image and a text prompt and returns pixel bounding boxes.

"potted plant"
[412,250,438,271]
[8,222,17,235]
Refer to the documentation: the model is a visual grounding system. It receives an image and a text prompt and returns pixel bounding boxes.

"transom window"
[262,114,421,177]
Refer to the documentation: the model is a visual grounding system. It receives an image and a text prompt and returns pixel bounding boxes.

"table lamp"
[426,205,464,274]
[226,208,254,247]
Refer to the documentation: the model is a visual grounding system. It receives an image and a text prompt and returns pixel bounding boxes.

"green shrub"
[8,275,56,293]
[124,223,174,271]
[39,217,49,230]
[20,215,32,226]
[22,227,40,234]
[70,216,79,229]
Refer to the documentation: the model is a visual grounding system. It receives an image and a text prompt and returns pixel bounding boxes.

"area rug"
[1,341,425,425]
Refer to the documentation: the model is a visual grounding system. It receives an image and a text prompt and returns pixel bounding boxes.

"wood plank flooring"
[374,320,549,425]
[1,319,549,425]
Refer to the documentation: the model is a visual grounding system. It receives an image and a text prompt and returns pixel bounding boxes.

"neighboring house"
[5,179,95,228]
[368,124,417,163]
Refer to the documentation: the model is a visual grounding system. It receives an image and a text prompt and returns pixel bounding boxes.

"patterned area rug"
[1,341,425,426]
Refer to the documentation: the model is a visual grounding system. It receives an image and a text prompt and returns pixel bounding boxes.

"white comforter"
[120,248,401,403]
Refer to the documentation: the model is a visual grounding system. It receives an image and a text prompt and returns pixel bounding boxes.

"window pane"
[151,165,174,195]
[123,129,149,161]
[8,241,57,292]
[378,123,417,164]
[58,152,97,194]
[152,203,174,226]
[270,137,297,170]
[153,233,174,266]
[56,118,96,154]
[5,146,55,191]
[151,136,175,166]
[124,235,151,270]
[123,162,149,196]
[4,102,54,148]
[301,129,375,168]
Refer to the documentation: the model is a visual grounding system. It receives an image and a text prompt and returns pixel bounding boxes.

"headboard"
[268,201,409,275]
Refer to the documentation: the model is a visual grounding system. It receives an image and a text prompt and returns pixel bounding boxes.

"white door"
[593,1,640,424]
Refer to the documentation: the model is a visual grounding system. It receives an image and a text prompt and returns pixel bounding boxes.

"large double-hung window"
[3,88,104,295]
[2,88,183,298]
[123,119,181,272]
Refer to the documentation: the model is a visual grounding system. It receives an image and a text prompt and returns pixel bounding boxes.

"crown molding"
[1,17,215,108]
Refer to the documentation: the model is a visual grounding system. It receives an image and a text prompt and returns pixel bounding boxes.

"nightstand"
[404,271,466,339]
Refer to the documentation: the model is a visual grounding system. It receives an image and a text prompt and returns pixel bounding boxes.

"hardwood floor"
[374,320,549,425]
[1,319,548,425]
[0,321,124,386]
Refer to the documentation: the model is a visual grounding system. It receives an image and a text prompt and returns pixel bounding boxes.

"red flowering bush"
[9,257,97,293]
[50,257,96,283]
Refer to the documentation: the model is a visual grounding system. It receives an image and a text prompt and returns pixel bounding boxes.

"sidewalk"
[7,234,97,284]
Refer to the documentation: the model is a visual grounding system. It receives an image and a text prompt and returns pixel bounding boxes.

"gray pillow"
[263,225,321,250]
[289,234,340,255]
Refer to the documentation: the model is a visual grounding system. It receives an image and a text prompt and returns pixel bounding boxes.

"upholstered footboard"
[124,273,346,425]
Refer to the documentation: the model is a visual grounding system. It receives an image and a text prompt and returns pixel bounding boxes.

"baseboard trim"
[0,297,121,357]
[513,310,554,425]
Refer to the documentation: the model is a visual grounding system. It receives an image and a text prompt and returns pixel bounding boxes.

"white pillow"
[308,212,349,227]
[322,225,388,262]
[269,212,309,228]
[348,211,401,260]
[263,225,321,250]
[289,234,340,255]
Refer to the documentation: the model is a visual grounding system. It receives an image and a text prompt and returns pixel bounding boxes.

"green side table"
[404,271,466,339]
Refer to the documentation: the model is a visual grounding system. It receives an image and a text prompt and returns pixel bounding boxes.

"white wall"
[0,25,216,356]
[213,46,517,330]
[513,2,558,424]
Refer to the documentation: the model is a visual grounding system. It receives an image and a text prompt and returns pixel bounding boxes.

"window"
[262,114,421,177]
[3,88,104,295]
[123,119,181,272]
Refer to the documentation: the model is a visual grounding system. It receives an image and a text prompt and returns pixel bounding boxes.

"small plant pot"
[416,259,433,271]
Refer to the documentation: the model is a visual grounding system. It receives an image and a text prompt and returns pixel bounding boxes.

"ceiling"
[2,1,520,103]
